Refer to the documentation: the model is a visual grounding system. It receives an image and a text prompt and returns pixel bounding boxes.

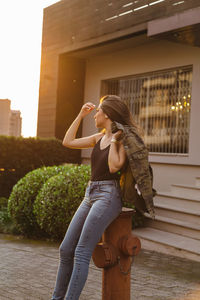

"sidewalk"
[0,234,200,300]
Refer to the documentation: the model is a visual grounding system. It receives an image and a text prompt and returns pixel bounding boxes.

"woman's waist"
[88,179,120,188]
[91,170,121,182]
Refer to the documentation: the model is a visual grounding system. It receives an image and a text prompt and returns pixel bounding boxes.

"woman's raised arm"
[62,102,102,149]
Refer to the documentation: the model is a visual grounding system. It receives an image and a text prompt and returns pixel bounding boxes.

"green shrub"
[34,164,91,240]
[0,207,16,234]
[0,197,17,234]
[8,165,73,237]
[0,197,8,209]
[0,207,10,224]
[0,136,80,198]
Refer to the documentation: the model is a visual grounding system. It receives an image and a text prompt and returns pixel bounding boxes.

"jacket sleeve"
[128,147,155,218]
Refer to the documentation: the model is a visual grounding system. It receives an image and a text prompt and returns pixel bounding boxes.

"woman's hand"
[80,102,96,118]
[113,130,123,141]
[62,101,100,149]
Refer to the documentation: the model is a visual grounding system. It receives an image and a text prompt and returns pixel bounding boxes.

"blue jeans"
[51,180,122,300]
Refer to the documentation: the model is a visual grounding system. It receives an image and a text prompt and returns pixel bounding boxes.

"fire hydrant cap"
[119,234,141,256]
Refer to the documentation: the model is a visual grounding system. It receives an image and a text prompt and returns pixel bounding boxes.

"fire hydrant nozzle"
[92,242,118,268]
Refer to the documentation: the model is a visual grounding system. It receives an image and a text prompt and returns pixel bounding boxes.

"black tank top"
[91,138,121,181]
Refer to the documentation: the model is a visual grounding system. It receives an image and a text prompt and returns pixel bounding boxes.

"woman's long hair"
[100,95,139,130]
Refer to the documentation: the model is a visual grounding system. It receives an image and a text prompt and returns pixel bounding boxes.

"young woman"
[51,95,134,300]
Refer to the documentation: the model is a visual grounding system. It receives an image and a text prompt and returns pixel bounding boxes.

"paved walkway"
[0,234,200,300]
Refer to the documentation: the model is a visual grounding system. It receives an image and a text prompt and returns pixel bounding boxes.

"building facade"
[0,99,10,136]
[37,0,200,258]
[0,99,22,137]
[37,0,200,185]
[9,110,22,137]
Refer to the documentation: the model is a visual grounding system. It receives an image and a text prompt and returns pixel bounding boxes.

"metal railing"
[101,65,192,154]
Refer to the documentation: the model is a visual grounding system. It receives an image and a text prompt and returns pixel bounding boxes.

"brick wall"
[42,0,200,50]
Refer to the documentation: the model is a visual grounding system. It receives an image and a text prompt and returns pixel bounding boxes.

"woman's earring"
[105,115,108,119]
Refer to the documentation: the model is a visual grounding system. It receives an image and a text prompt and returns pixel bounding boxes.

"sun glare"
[0,0,60,137]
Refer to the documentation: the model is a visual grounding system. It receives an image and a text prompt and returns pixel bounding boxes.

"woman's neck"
[104,129,112,139]
[103,121,113,138]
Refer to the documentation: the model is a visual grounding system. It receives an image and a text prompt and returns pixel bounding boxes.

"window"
[101,66,192,153]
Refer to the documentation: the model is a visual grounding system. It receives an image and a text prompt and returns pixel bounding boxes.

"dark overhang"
[148,6,200,47]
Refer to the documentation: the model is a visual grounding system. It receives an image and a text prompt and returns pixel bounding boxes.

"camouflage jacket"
[111,121,155,219]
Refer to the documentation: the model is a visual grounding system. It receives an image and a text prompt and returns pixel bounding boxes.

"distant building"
[9,110,22,137]
[0,99,22,137]
[0,99,10,136]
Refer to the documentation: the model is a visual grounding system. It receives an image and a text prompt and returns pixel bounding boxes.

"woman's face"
[94,106,108,128]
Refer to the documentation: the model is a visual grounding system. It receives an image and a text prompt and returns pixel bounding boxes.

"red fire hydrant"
[92,207,141,300]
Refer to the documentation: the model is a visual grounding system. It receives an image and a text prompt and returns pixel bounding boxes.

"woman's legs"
[65,181,122,300]
[51,190,91,300]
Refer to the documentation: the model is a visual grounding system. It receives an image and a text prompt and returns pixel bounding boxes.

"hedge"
[0,136,80,198]
[7,165,74,237]
[0,196,16,234]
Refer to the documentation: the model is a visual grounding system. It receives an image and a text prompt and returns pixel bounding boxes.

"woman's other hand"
[113,130,123,141]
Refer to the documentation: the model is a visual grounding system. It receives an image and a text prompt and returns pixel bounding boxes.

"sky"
[0,0,61,137]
